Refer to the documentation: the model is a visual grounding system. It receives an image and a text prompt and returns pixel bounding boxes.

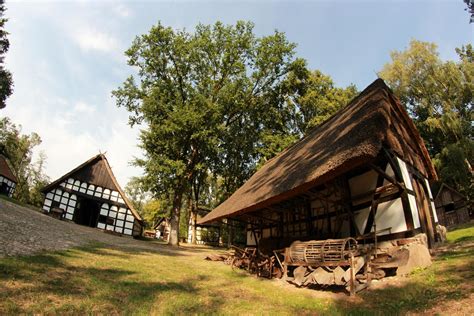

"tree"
[285,69,358,135]
[124,176,150,214]
[379,40,473,198]
[0,0,12,109]
[464,0,474,23]
[114,21,305,246]
[27,151,50,207]
[0,117,48,205]
[141,199,166,229]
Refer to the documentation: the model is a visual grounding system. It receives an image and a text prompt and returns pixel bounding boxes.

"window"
[79,183,87,193]
[95,186,103,198]
[445,202,455,213]
[73,180,81,191]
[103,189,111,200]
[87,184,95,196]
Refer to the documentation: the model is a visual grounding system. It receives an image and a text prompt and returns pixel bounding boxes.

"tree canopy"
[0,117,49,205]
[379,40,473,198]
[0,0,12,109]
[114,21,310,245]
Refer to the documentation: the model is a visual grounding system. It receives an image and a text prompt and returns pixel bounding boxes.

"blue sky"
[2,0,473,186]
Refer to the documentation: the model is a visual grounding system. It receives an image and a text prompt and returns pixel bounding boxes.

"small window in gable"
[79,183,87,193]
[87,184,95,195]
[102,189,111,200]
[95,186,103,198]
[73,180,81,191]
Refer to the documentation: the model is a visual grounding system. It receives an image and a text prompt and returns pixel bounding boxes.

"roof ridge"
[258,78,390,168]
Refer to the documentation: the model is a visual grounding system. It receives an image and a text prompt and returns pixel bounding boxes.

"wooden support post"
[283,248,289,281]
[350,253,356,296]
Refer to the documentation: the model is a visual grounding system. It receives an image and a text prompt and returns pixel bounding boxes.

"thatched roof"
[199,79,436,224]
[42,154,142,222]
[0,155,17,183]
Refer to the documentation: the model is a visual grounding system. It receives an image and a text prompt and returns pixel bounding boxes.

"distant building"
[188,206,222,246]
[154,217,170,241]
[434,183,471,227]
[41,154,143,237]
[0,155,17,198]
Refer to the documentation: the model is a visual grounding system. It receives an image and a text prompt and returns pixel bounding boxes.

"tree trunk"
[191,209,197,244]
[169,190,183,246]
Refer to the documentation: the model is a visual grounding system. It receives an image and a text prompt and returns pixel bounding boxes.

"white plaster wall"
[247,230,257,246]
[397,158,414,191]
[374,198,407,235]
[348,170,378,205]
[397,158,421,229]
[354,207,370,234]
[424,178,438,223]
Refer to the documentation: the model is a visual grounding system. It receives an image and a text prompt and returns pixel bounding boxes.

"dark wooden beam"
[370,163,403,190]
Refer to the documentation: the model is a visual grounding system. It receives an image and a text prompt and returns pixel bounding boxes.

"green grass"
[1,223,473,315]
[446,222,474,244]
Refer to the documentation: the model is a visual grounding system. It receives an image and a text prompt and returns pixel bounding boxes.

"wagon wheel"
[272,266,283,279]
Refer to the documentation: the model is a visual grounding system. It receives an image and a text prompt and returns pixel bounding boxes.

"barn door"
[0,183,9,195]
[411,178,435,248]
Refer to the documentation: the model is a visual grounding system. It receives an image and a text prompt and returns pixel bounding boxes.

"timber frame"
[238,148,437,251]
[41,154,143,237]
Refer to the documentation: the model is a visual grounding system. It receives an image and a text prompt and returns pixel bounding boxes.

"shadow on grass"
[451,235,474,243]
[333,241,474,314]
[0,244,226,314]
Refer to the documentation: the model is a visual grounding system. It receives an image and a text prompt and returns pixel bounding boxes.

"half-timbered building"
[0,155,17,198]
[199,79,440,251]
[41,154,143,237]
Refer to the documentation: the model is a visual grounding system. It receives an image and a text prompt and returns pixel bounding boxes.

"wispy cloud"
[74,28,119,53]
[74,101,96,114]
[114,4,132,18]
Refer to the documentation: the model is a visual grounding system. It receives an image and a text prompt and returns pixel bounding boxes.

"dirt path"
[0,199,210,258]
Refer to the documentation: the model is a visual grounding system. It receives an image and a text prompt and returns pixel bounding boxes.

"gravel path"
[0,199,210,257]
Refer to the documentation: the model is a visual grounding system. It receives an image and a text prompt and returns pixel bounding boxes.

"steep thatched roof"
[0,155,17,183]
[42,154,142,222]
[200,79,436,224]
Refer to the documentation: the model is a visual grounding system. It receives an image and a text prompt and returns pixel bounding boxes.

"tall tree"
[114,21,304,246]
[0,0,12,109]
[379,40,473,198]
[0,117,47,205]
[285,69,358,135]
[124,176,149,215]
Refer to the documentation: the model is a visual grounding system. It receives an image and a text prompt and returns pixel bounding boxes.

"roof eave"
[199,154,373,225]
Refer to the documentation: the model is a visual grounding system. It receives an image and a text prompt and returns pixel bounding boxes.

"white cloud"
[74,28,119,53]
[74,101,96,114]
[114,4,132,18]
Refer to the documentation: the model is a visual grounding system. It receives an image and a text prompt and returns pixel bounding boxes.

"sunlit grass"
[1,222,473,314]
[446,222,474,244]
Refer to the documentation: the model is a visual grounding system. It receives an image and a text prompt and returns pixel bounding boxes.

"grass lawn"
[1,223,473,315]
